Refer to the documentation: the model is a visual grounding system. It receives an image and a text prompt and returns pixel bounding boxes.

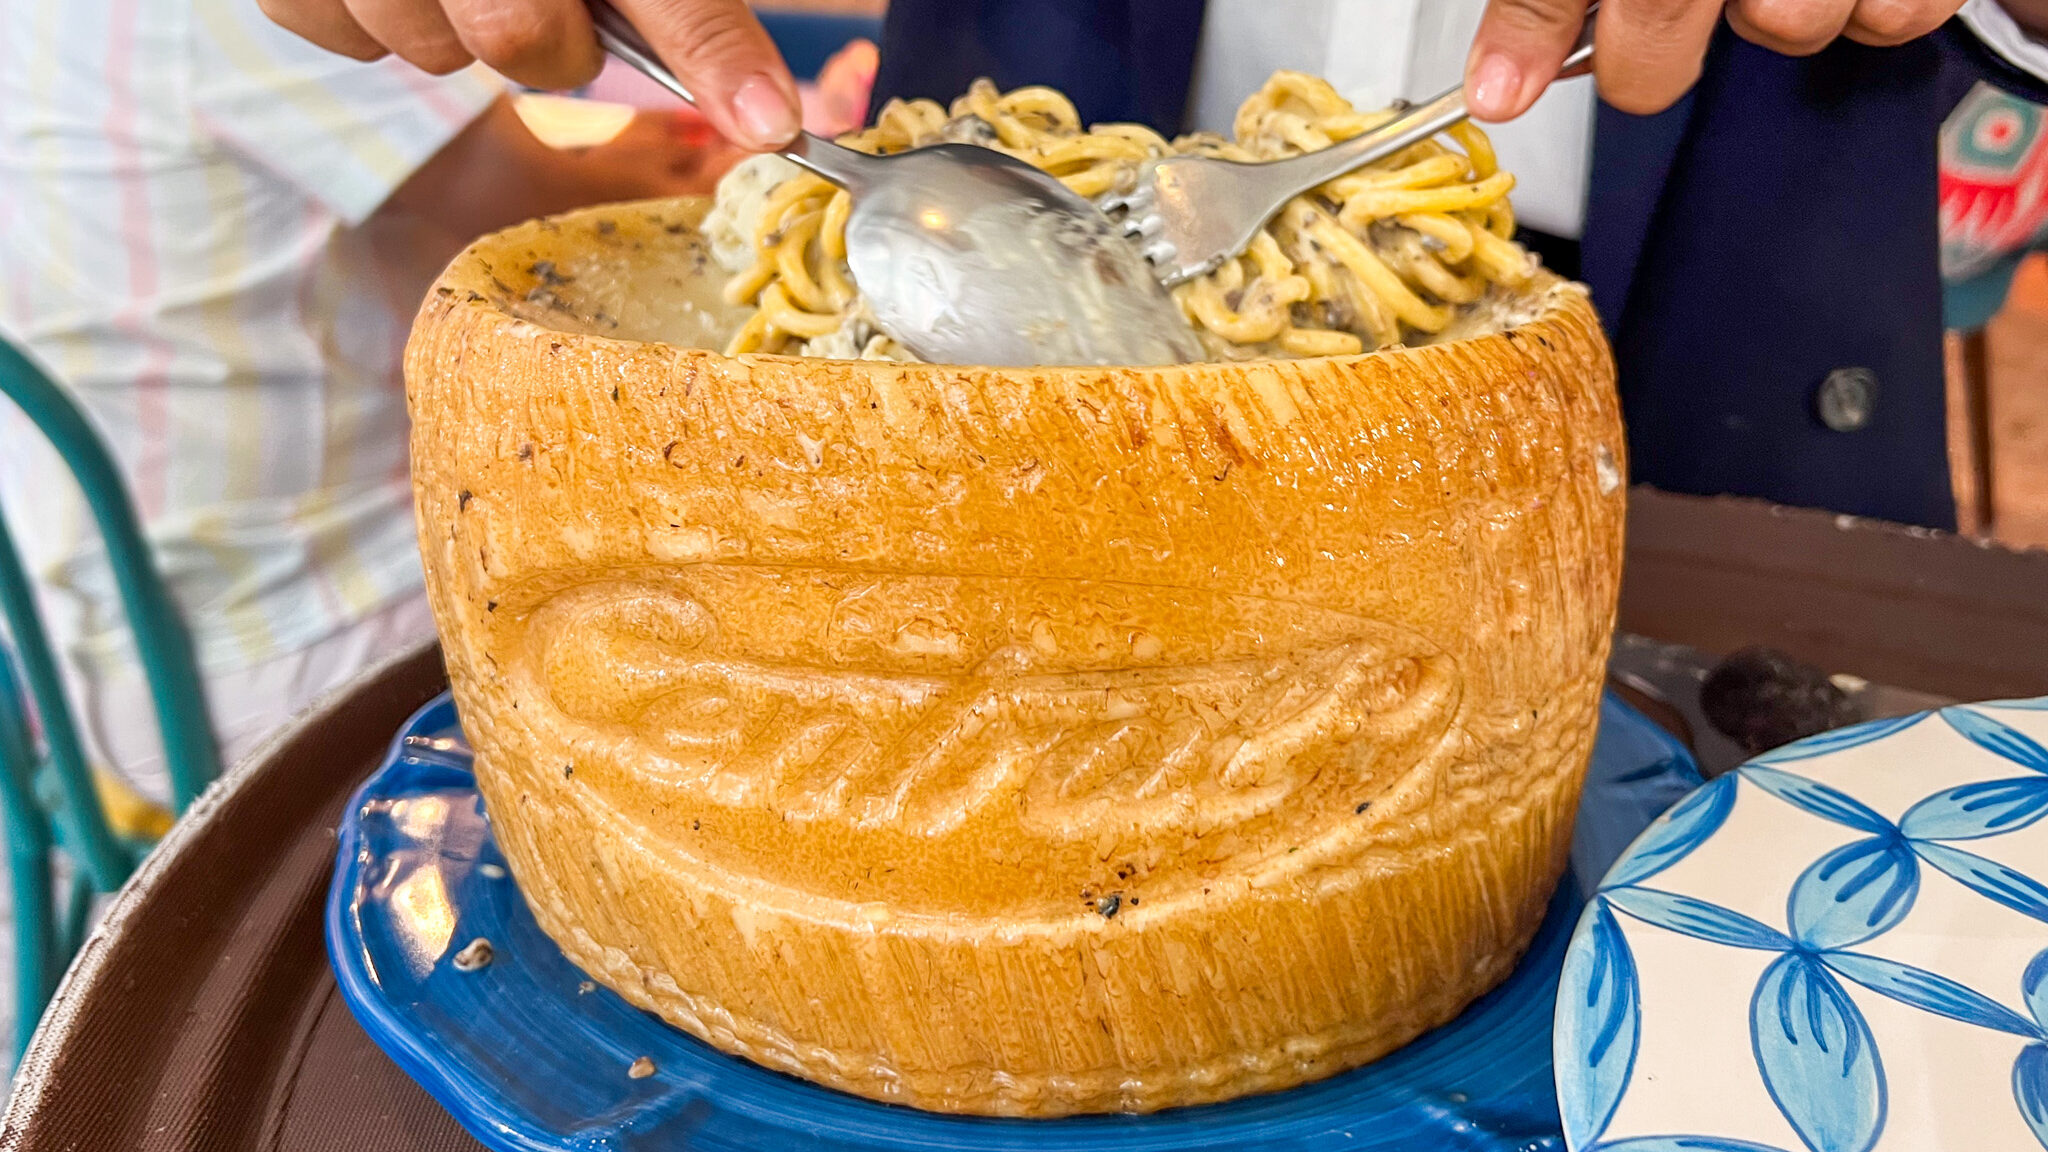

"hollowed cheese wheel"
[404,198,1626,1117]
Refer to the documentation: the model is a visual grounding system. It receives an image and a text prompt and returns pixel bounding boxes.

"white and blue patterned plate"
[1556,698,2048,1152]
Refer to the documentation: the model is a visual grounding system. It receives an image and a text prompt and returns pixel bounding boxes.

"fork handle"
[1253,5,1598,196]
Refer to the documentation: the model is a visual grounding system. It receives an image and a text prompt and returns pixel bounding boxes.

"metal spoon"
[586,1,1203,366]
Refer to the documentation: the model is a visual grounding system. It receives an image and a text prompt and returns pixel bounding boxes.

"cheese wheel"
[405,198,1626,1116]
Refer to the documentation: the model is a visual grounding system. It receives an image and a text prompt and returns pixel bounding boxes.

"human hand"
[804,38,878,138]
[1464,0,1963,121]
[257,0,803,150]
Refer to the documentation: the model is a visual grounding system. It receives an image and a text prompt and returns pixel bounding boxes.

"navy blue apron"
[867,0,1206,132]
[868,7,2045,528]
[1586,22,2047,529]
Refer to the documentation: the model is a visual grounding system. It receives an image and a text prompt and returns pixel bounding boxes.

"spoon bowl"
[834,143,1203,366]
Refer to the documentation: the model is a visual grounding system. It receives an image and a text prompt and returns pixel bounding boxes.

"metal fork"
[1102,10,1598,286]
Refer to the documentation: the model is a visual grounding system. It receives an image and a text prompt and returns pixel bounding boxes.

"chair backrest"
[0,335,220,1054]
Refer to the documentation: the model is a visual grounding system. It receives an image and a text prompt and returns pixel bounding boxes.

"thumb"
[1465,0,1593,121]
[618,0,801,151]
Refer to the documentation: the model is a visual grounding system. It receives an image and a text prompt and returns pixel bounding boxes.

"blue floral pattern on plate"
[1557,700,2048,1152]
[327,691,1697,1152]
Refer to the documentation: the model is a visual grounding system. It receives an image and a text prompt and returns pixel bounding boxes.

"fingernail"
[1469,53,1521,120]
[731,73,799,149]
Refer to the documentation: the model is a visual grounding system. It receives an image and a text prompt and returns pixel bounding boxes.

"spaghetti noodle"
[705,71,1536,362]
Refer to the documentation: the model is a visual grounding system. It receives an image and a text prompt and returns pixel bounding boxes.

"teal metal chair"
[0,337,221,1055]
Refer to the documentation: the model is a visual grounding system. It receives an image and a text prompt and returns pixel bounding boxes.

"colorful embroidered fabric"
[1942,80,2048,329]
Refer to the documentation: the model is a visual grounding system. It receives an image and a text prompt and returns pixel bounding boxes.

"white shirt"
[1189,0,2048,241]
[0,0,500,684]
[1960,0,2048,77]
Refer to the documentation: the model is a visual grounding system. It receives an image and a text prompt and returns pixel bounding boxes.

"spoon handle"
[584,0,877,191]
[586,0,694,103]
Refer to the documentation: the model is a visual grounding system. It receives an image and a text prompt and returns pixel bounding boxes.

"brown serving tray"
[8,489,2048,1151]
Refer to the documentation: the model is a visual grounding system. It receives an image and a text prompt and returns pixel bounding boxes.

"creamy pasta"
[703,71,1536,362]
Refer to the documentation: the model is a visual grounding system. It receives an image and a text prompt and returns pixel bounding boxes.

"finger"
[256,0,388,61]
[620,0,801,150]
[341,0,472,73]
[1466,0,1594,121]
[813,38,878,133]
[1725,0,1856,56]
[440,0,605,91]
[817,37,879,101]
[1592,0,1728,116]
[1843,0,1957,45]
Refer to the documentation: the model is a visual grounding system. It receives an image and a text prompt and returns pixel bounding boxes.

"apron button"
[1816,367,1878,432]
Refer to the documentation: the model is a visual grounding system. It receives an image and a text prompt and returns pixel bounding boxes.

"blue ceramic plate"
[1556,698,2048,1152]
[329,691,1699,1152]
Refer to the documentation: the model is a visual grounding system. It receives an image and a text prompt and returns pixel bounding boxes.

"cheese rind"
[405,199,1626,1116]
